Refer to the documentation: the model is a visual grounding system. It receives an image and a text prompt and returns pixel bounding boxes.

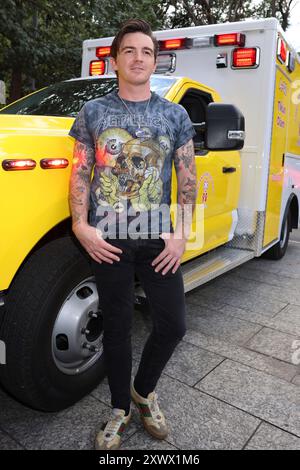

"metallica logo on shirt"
[69,90,195,238]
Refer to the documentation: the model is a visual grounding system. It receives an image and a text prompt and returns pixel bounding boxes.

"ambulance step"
[181,247,254,293]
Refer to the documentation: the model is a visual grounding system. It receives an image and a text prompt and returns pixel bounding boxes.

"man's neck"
[118,81,151,102]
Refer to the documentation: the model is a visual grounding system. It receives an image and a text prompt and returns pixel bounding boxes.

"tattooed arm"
[69,140,122,264]
[152,139,197,275]
[173,138,197,239]
[69,140,95,229]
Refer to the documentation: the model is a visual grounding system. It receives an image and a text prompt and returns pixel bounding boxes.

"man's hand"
[151,232,186,275]
[73,222,122,264]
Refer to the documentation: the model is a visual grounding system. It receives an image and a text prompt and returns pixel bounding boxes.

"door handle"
[222,166,236,173]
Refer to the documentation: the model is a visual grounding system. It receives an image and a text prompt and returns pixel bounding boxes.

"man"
[68,19,197,450]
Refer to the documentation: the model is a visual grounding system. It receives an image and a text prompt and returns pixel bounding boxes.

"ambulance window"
[179,89,213,155]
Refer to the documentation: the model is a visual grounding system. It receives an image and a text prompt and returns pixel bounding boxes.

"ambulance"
[0,18,299,411]
[82,18,300,282]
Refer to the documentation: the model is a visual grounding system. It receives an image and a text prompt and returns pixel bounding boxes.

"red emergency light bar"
[96,46,111,58]
[277,37,287,64]
[89,60,106,76]
[214,33,245,47]
[232,48,259,68]
[2,159,36,171]
[40,158,69,169]
[159,38,189,51]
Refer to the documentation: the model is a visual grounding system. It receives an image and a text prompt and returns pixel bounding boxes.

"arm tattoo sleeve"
[69,140,95,228]
[174,139,197,237]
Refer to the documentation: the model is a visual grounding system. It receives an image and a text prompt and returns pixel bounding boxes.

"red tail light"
[277,38,287,64]
[159,38,189,51]
[214,33,245,47]
[2,159,36,171]
[89,60,106,76]
[232,48,259,68]
[96,46,111,58]
[40,158,69,169]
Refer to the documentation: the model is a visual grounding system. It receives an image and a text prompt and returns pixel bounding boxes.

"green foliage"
[0,0,162,101]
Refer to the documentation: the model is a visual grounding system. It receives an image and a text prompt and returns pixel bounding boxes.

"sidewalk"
[0,233,299,450]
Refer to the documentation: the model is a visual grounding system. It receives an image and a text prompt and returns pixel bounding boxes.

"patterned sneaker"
[131,382,168,440]
[95,407,131,450]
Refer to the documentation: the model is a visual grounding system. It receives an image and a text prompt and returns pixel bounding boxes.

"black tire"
[263,210,291,260]
[0,237,106,411]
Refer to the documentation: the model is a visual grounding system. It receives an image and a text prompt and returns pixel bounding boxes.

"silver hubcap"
[52,277,103,375]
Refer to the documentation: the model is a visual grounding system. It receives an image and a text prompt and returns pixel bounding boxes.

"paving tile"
[274,304,300,327]
[245,423,300,450]
[197,360,300,436]
[152,374,260,450]
[215,303,300,337]
[211,272,300,306]
[185,292,226,311]
[0,429,23,450]
[245,328,300,364]
[184,329,299,382]
[0,390,137,450]
[186,303,262,345]
[163,341,224,386]
[292,375,300,386]
[190,284,287,316]
[121,432,178,450]
[244,246,300,279]
[233,265,300,290]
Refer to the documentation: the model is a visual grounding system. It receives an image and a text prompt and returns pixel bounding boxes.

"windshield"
[0,76,177,118]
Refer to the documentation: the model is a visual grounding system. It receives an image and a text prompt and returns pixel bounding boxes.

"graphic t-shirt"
[69,90,195,238]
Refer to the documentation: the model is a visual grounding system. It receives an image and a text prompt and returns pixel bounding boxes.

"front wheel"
[263,210,291,260]
[0,237,105,411]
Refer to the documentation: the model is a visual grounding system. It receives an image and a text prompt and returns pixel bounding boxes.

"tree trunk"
[9,68,22,103]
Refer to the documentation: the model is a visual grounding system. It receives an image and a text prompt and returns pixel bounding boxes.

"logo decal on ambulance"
[197,172,215,206]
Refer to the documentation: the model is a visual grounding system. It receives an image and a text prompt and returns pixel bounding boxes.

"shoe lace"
[148,392,161,420]
[103,409,125,440]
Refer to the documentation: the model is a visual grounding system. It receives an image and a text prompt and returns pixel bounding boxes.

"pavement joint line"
[241,325,265,347]
[180,337,300,385]
[241,421,262,450]
[193,292,290,316]
[193,387,300,440]
[237,263,300,279]
[191,358,227,387]
[229,271,300,297]
[0,425,25,450]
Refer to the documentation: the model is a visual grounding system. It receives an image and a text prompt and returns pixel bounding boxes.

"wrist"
[174,228,189,241]
[72,220,89,233]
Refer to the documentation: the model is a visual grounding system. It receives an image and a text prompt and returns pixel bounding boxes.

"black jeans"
[91,237,186,411]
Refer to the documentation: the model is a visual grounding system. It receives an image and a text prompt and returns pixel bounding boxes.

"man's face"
[111,32,156,85]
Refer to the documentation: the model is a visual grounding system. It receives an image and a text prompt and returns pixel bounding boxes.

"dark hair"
[110,19,159,60]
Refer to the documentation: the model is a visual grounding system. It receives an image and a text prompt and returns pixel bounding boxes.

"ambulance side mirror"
[205,103,245,151]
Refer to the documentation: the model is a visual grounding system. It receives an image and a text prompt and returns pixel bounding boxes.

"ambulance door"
[171,83,241,260]
[263,66,290,247]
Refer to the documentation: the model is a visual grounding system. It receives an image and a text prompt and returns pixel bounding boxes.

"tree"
[253,0,297,30]
[0,0,163,102]
[156,1,256,29]
[1,0,297,103]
